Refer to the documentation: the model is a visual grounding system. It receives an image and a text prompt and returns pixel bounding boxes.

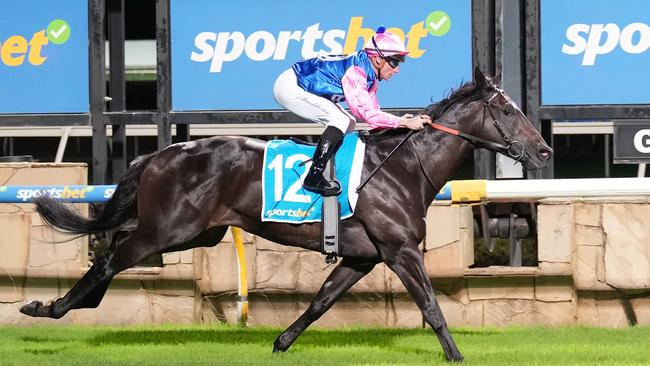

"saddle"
[288,137,317,146]
[263,135,368,264]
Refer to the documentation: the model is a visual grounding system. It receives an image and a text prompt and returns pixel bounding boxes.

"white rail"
[438,178,650,202]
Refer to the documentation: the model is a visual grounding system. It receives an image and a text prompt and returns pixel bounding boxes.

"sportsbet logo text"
[15,186,93,202]
[190,17,434,73]
[0,19,70,67]
[562,22,650,66]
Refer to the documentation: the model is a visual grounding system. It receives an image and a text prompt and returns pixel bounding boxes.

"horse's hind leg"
[21,224,228,318]
[21,257,114,318]
[385,245,464,362]
[273,257,377,353]
[21,224,190,319]
[21,229,132,316]
[72,229,133,309]
[81,226,228,309]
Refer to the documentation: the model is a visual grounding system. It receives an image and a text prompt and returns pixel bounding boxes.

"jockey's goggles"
[371,36,405,69]
[384,54,405,68]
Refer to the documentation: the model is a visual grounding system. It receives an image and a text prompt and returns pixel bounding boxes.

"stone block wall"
[197,230,422,327]
[423,203,475,277]
[198,198,650,329]
[548,197,650,327]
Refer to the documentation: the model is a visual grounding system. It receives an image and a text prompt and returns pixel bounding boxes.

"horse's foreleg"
[71,279,111,309]
[272,257,377,353]
[386,246,464,362]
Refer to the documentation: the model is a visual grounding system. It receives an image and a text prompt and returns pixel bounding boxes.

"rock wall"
[565,198,650,327]
[197,198,650,328]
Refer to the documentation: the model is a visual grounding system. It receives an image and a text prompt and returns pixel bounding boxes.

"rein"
[429,123,508,151]
[355,89,527,193]
[431,90,526,162]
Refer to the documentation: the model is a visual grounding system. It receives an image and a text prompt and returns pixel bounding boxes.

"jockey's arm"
[341,66,400,128]
[342,66,430,130]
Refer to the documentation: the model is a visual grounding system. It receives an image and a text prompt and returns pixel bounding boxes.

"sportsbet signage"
[0,1,89,114]
[170,0,471,111]
[541,0,650,105]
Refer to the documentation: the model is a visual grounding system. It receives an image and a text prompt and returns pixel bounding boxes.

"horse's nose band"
[482,90,527,162]
[429,89,528,163]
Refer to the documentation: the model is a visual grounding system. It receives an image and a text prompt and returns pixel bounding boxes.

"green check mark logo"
[426,11,451,37]
[47,19,71,44]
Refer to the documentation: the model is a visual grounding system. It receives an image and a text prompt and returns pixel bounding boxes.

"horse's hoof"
[446,354,464,363]
[272,339,288,353]
[272,344,286,353]
[20,301,43,317]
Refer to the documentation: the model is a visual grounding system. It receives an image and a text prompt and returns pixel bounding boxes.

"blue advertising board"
[0,0,89,114]
[170,0,471,111]
[0,185,115,203]
[541,0,650,105]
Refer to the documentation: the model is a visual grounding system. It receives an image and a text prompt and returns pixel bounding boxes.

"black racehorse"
[21,68,552,362]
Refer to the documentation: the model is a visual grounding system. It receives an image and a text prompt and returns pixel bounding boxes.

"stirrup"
[303,178,341,196]
[325,253,338,264]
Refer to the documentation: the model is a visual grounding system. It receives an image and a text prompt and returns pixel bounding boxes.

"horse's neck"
[424,132,473,188]
[415,105,480,202]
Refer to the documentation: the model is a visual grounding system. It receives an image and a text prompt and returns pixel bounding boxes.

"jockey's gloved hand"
[399,114,431,130]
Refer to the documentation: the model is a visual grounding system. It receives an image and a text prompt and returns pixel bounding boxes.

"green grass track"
[1,324,649,365]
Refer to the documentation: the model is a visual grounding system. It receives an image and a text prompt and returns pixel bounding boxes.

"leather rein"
[434,88,526,162]
[355,89,526,193]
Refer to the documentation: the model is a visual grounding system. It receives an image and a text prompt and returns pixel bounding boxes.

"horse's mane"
[367,81,490,139]
[424,81,489,120]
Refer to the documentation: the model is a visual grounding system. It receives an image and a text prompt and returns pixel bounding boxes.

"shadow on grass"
[453,328,502,336]
[23,347,67,355]
[87,326,498,349]
[21,336,72,344]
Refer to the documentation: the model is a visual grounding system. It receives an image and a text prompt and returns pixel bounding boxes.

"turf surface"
[1,324,648,365]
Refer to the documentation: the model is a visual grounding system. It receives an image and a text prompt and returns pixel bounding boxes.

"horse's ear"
[474,67,488,88]
[492,68,502,87]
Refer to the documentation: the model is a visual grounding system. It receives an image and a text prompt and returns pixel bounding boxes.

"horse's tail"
[34,153,156,235]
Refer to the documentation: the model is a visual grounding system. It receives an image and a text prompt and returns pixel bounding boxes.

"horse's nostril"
[537,148,553,161]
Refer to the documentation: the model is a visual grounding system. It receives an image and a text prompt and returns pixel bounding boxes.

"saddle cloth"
[261,132,365,223]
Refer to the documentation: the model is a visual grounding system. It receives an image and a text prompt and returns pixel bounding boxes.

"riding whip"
[355,129,416,193]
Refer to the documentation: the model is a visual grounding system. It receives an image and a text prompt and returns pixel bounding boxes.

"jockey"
[274,26,431,196]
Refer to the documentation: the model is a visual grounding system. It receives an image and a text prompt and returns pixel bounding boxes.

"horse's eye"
[504,107,514,116]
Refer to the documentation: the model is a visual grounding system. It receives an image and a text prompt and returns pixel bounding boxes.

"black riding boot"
[303,126,344,196]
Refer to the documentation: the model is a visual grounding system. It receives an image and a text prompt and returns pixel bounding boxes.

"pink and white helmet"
[363,26,409,58]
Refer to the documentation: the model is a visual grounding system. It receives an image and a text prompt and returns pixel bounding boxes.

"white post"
[638,163,647,178]
[55,127,72,163]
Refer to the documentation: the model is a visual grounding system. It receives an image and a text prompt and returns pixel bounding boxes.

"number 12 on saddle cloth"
[261,133,365,224]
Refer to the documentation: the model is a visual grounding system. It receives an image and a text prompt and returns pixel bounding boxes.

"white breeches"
[273,68,356,134]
